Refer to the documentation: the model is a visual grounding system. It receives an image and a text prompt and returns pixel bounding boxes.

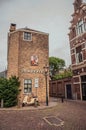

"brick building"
[69,0,86,100]
[49,0,86,101]
[0,70,7,78]
[7,24,49,103]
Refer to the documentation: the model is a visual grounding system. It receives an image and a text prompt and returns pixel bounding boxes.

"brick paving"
[0,98,86,130]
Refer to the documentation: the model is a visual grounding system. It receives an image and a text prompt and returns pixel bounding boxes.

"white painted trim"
[23,78,32,94]
[73,82,80,84]
[70,32,86,42]
[73,75,80,78]
[83,59,86,62]
[82,48,86,50]
[71,53,75,55]
[70,47,75,51]
[72,56,84,65]
[70,42,86,51]
[9,28,49,36]
[71,63,76,66]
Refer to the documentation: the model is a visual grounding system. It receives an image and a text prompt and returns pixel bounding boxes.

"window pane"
[24,84,28,88]
[28,79,32,83]
[24,79,28,83]
[27,84,31,88]
[24,32,31,40]
[24,89,28,93]
[28,88,31,93]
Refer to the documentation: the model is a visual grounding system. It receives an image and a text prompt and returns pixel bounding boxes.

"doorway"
[66,84,72,99]
[81,75,86,100]
[81,83,86,100]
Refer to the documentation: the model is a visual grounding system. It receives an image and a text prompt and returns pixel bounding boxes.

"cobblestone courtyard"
[0,99,86,130]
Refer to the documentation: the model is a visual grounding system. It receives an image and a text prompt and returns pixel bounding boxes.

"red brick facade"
[69,0,86,100]
[7,24,49,103]
[49,78,73,99]
[49,0,86,101]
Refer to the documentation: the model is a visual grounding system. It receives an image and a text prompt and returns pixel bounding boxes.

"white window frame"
[23,32,32,41]
[24,79,32,93]
[84,22,86,32]
[76,20,86,35]
[76,52,83,64]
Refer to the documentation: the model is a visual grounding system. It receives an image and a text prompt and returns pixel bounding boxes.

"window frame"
[75,46,83,64]
[84,22,86,32]
[24,79,32,94]
[76,19,86,35]
[23,32,32,41]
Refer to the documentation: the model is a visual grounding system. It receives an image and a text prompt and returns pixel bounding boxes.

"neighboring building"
[49,0,86,101]
[7,23,49,103]
[68,0,86,100]
[49,77,73,99]
[0,70,7,78]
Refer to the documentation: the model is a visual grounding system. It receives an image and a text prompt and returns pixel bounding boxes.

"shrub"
[0,76,20,107]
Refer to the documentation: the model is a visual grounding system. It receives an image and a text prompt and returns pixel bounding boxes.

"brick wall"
[7,26,49,103]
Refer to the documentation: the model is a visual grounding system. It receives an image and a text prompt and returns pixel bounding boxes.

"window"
[84,22,86,31]
[24,32,32,41]
[76,46,83,63]
[76,52,83,63]
[81,75,86,82]
[76,20,86,35]
[76,20,83,35]
[24,79,32,93]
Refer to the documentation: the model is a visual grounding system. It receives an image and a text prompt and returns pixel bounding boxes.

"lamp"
[43,64,49,106]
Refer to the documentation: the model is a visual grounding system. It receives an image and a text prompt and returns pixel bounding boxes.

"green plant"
[0,76,20,107]
[52,70,73,80]
[49,56,65,78]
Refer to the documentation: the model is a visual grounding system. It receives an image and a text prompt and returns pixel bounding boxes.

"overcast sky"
[0,0,74,71]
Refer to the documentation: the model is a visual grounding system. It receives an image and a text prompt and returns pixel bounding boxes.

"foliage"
[52,69,73,80]
[49,56,65,78]
[0,76,20,107]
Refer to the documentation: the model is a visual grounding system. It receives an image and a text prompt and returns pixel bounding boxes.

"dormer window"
[23,32,32,41]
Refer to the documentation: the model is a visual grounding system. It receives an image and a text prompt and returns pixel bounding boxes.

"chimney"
[9,23,16,32]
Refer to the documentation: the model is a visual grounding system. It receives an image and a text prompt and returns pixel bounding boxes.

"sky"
[0,0,74,71]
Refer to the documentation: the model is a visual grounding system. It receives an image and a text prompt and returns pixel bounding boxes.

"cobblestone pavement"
[0,99,86,130]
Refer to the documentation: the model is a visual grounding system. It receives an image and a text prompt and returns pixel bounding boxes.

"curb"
[0,102,57,111]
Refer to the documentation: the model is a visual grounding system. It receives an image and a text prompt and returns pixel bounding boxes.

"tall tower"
[7,23,49,103]
[68,0,86,100]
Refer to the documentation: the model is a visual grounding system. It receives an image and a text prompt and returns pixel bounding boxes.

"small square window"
[24,32,32,41]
